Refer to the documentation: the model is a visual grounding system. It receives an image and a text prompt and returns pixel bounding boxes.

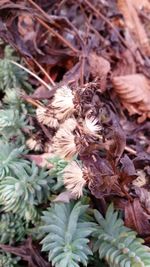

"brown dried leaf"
[112,74,150,122]
[124,199,150,235]
[31,85,55,100]
[112,49,136,76]
[84,155,123,198]
[133,187,150,215]
[109,110,126,162]
[24,154,53,168]
[18,13,35,40]
[0,237,50,267]
[88,52,110,92]
[117,0,150,55]
[53,191,76,203]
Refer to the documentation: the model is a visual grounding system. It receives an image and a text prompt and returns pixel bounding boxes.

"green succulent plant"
[0,108,29,142]
[93,204,150,267]
[0,213,28,244]
[48,156,68,191]
[0,163,53,221]
[0,45,29,91]
[0,251,20,267]
[0,142,29,179]
[40,201,96,267]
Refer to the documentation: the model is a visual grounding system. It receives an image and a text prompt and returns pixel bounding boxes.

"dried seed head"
[26,137,43,151]
[53,122,77,160]
[60,118,77,132]
[36,106,59,128]
[63,161,86,198]
[83,116,102,136]
[52,85,74,120]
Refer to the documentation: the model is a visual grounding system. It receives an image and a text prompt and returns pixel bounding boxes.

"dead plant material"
[112,74,150,122]
[0,237,50,267]
[117,0,150,56]
[88,52,110,92]
[124,199,150,236]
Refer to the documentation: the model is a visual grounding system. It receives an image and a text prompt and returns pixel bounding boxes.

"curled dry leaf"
[124,199,150,236]
[53,191,76,203]
[117,0,150,55]
[133,187,150,215]
[88,52,110,92]
[24,154,53,168]
[112,74,150,122]
[0,237,50,267]
[18,12,35,42]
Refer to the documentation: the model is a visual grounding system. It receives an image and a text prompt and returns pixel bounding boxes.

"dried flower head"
[83,116,102,136]
[60,117,77,132]
[26,137,43,151]
[36,106,59,129]
[63,161,86,198]
[53,120,77,160]
[52,85,74,120]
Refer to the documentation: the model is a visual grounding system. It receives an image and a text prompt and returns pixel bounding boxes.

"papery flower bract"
[52,85,74,120]
[26,137,42,151]
[53,119,77,160]
[63,161,86,198]
[60,117,77,131]
[83,116,102,136]
[36,106,59,129]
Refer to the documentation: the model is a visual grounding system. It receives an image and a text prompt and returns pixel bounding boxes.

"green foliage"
[93,204,150,267]
[0,163,52,221]
[0,108,28,142]
[48,156,68,191]
[0,213,27,244]
[40,201,96,267]
[3,88,22,108]
[0,45,29,91]
[0,142,29,179]
[0,251,20,267]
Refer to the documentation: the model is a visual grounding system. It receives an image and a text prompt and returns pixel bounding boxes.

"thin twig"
[10,60,52,91]
[21,94,43,108]
[125,146,137,155]
[36,17,79,54]
[82,0,126,44]
[139,10,150,22]
[27,0,80,54]
[32,58,55,86]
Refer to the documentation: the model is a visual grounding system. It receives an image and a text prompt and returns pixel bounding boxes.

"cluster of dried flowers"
[26,83,130,200]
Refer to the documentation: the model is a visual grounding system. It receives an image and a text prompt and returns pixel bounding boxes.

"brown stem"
[36,17,79,55]
[32,58,55,86]
[21,94,43,108]
[27,0,80,54]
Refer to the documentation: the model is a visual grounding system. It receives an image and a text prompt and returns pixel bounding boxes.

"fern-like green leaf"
[94,204,150,267]
[40,201,96,267]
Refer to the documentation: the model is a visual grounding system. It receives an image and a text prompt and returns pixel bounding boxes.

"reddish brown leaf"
[24,154,53,168]
[112,74,150,122]
[83,155,124,198]
[53,191,76,203]
[117,0,150,55]
[0,237,51,267]
[88,52,110,92]
[31,85,55,100]
[124,199,150,235]
[133,187,150,215]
